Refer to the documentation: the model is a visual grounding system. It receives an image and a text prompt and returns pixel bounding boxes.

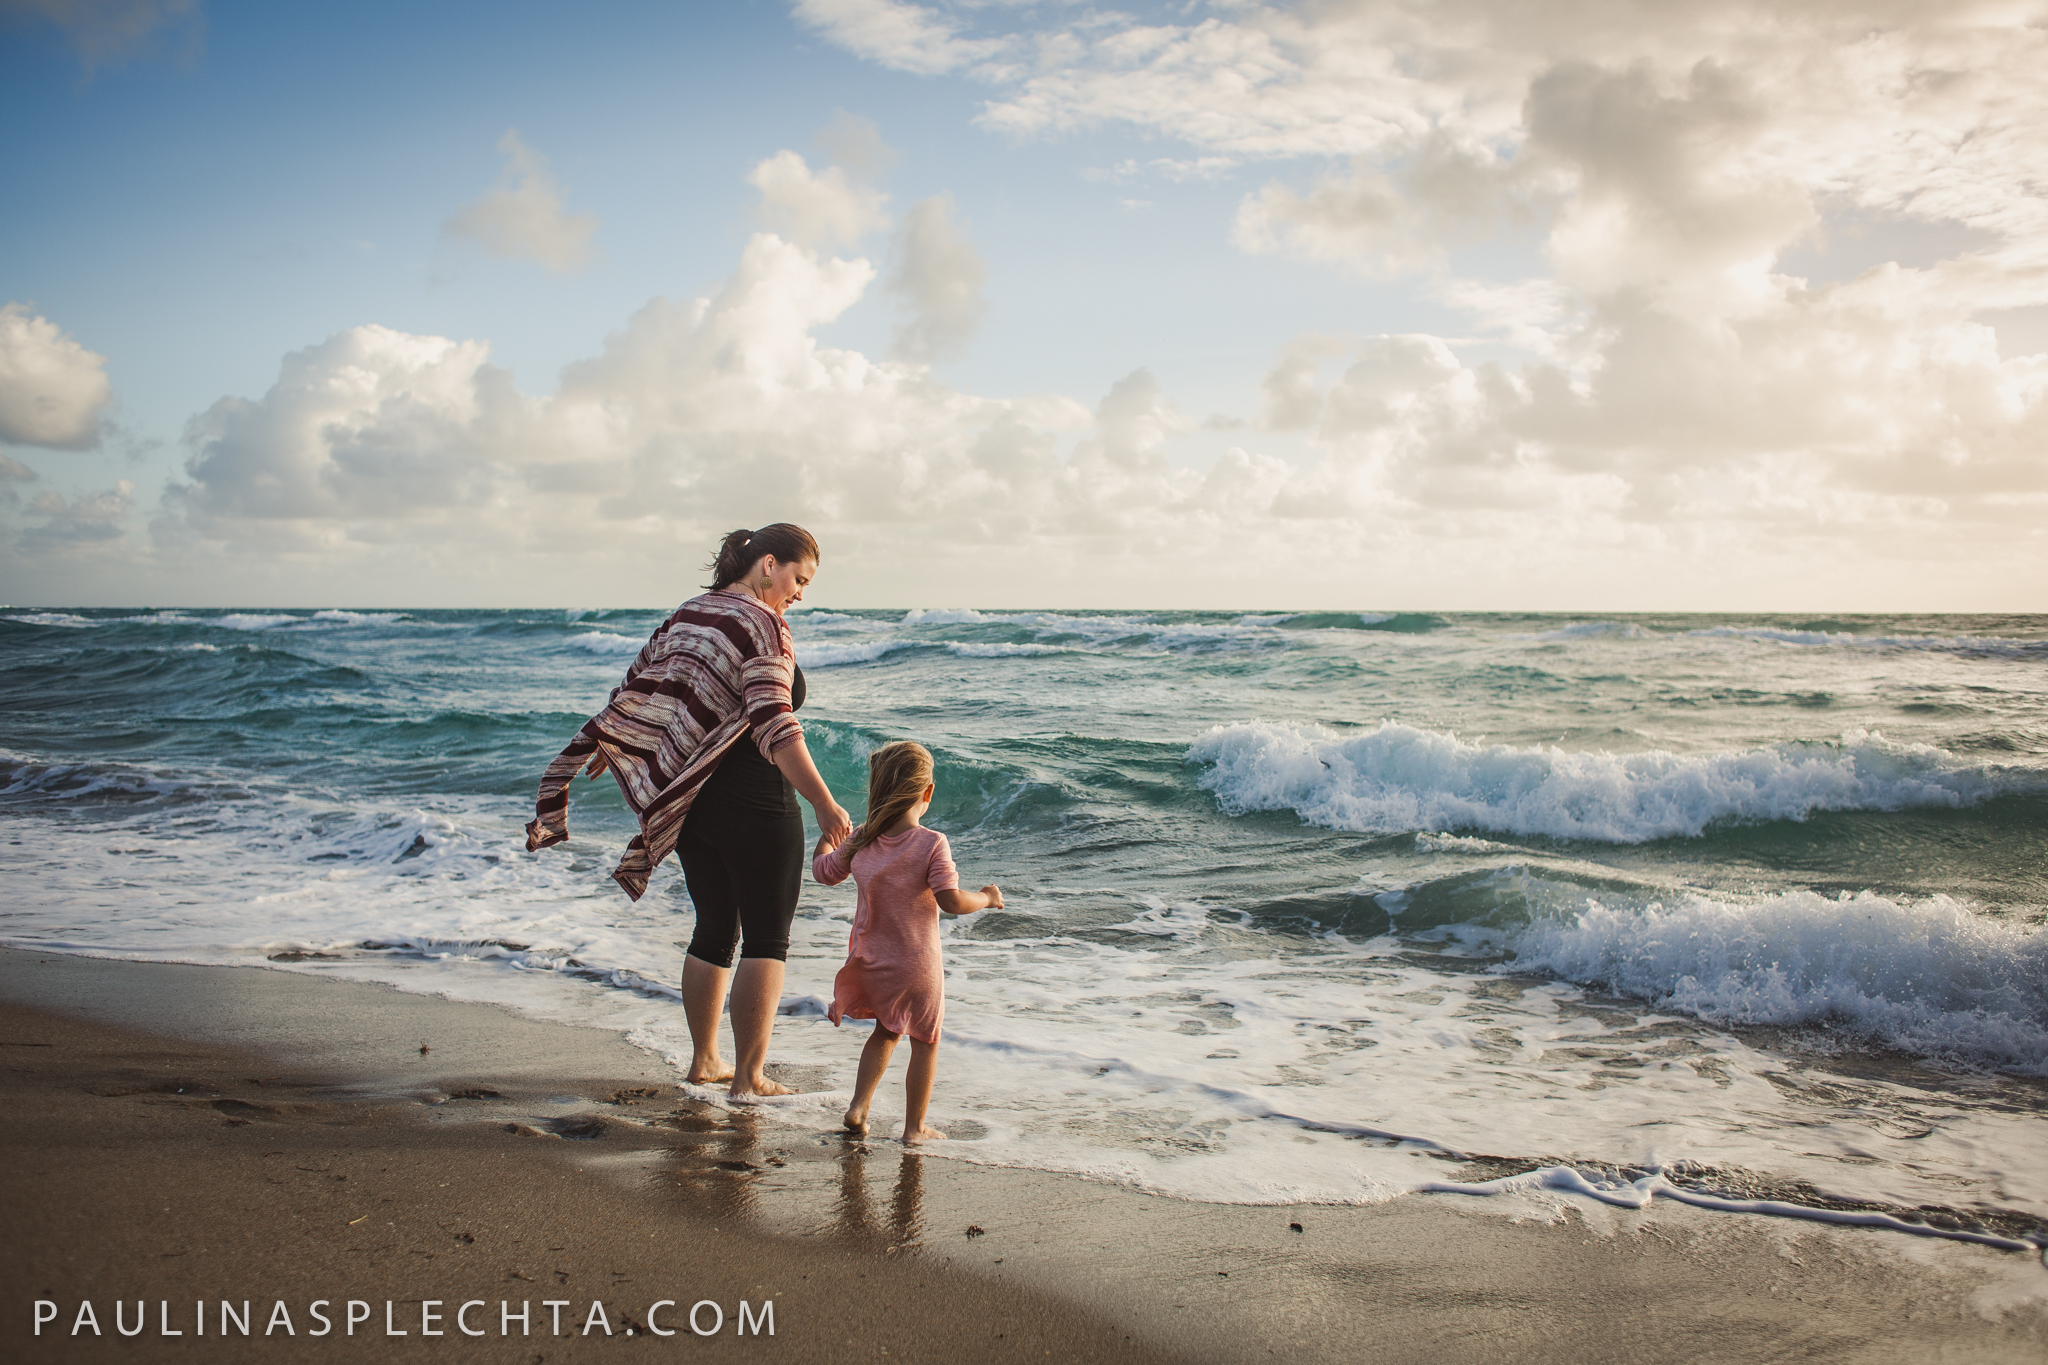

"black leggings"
[675,803,803,966]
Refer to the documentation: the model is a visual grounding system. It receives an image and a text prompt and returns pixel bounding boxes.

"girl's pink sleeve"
[813,839,854,886]
[925,833,959,893]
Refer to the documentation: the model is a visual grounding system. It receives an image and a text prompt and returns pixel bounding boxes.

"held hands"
[979,883,1003,910]
[814,802,853,851]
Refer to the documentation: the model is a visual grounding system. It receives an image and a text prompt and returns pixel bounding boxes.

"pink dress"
[813,826,959,1045]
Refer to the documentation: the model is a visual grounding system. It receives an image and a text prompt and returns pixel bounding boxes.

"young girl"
[812,740,1001,1143]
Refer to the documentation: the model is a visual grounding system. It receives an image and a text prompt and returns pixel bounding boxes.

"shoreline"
[5,947,2045,1363]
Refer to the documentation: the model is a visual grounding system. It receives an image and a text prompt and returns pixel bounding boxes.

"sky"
[2,0,2044,610]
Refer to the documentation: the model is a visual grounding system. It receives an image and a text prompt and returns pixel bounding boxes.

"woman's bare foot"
[686,1059,735,1085]
[901,1124,948,1144]
[843,1106,869,1134]
[729,1073,795,1100]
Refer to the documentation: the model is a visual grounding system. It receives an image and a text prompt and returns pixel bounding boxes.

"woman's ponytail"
[706,529,756,589]
[703,523,822,590]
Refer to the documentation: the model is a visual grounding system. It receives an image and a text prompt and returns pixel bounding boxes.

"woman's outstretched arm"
[773,736,853,846]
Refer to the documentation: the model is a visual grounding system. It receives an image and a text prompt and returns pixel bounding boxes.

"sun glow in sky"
[2,0,2044,609]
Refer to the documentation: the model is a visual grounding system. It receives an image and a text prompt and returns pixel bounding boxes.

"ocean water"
[3,606,2045,1250]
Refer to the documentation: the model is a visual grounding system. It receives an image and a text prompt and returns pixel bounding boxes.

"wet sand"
[4,947,2044,1363]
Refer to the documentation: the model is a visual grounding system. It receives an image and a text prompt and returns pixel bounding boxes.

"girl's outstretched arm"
[936,884,1002,916]
[812,835,855,887]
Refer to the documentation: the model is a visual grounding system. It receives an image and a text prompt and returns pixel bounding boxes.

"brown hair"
[705,523,821,590]
[845,741,935,855]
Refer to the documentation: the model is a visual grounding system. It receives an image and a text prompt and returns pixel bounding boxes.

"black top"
[694,663,805,816]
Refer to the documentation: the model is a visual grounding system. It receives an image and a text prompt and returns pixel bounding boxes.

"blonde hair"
[845,741,934,854]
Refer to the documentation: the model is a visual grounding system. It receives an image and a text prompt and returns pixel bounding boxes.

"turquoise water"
[3,606,2045,1247]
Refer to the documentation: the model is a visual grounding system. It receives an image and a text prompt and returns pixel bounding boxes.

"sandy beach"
[5,947,2043,1364]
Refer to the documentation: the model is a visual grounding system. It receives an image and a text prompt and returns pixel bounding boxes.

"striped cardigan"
[525,589,804,901]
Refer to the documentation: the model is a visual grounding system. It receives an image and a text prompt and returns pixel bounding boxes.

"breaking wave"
[1499,884,2048,1075]
[1187,722,2048,843]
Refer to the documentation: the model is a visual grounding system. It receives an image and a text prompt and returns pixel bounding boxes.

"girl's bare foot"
[686,1060,735,1085]
[901,1124,948,1144]
[843,1107,869,1134]
[729,1074,794,1100]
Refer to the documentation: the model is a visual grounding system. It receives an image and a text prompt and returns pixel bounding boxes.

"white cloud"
[1,0,200,73]
[174,326,533,531]
[57,204,2015,606]
[886,193,989,362]
[904,3,2047,276]
[1090,156,1243,185]
[22,478,131,545]
[44,34,2036,612]
[1522,59,1821,316]
[791,0,1005,76]
[1436,278,1573,356]
[10,4,2042,606]
[748,149,891,251]
[165,231,990,560]
[966,6,1459,156]
[0,452,38,507]
[147,226,1330,598]
[790,0,2048,598]
[1233,129,1554,278]
[442,131,597,273]
[0,303,112,450]
[815,109,899,181]
[805,3,2048,306]
[1265,283,2048,528]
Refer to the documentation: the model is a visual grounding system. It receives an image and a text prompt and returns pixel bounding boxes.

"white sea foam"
[208,613,301,631]
[790,610,891,631]
[879,612,1286,654]
[1187,722,2046,843]
[1148,622,1285,652]
[7,606,2046,1245]
[311,609,409,625]
[2,611,96,628]
[1412,831,1524,855]
[1535,620,1656,640]
[1499,886,2048,1075]
[566,630,645,654]
[1357,612,1397,626]
[1418,1168,2039,1251]
[1688,625,2044,657]
[4,769,2043,1235]
[797,639,924,667]
[915,610,1275,655]
[945,642,1070,658]
[801,634,1132,666]
[901,607,989,625]
[0,753,221,803]
[905,609,1156,642]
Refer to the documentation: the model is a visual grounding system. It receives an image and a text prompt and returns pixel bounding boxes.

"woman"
[526,523,852,1098]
